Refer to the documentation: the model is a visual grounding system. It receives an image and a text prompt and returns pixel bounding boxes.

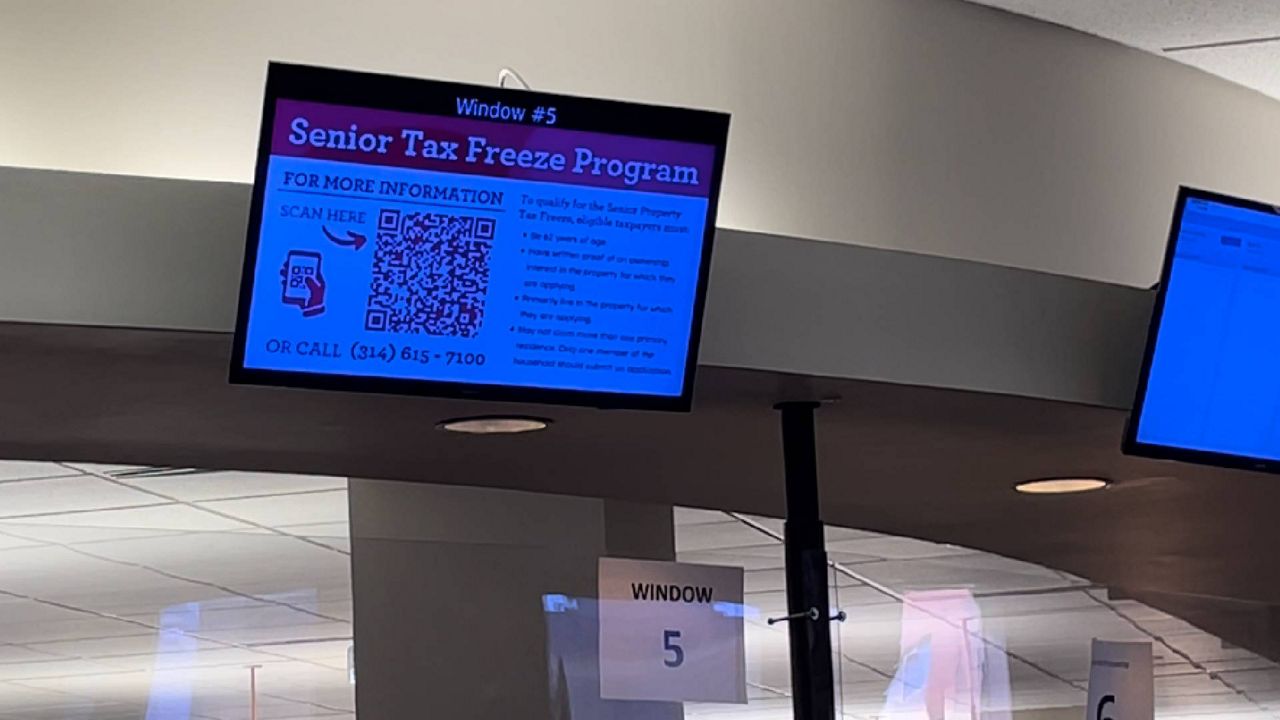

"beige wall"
[5,0,1280,286]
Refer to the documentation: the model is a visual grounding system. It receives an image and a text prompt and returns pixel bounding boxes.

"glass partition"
[2,461,1278,719]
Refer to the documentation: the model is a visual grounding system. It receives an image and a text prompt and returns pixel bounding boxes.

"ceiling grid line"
[0,588,341,676]
[0,526,349,625]
[60,464,351,557]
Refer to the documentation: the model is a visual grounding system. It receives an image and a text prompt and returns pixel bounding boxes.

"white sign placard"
[1086,639,1153,720]
[598,557,747,704]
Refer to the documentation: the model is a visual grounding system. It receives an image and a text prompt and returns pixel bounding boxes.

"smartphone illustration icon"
[280,250,326,316]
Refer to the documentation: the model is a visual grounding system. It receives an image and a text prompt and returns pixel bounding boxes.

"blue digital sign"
[232,64,729,410]
[1128,187,1280,470]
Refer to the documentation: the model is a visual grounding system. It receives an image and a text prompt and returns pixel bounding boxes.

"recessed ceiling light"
[438,416,550,435]
[1014,477,1110,495]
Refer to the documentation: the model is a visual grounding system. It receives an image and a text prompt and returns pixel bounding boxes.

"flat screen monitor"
[231,63,729,411]
[1126,186,1280,471]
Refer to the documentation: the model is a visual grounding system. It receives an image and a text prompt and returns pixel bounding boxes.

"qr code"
[365,208,495,337]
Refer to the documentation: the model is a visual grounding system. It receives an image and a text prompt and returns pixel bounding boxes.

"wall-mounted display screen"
[1127,187,1280,471]
[231,63,729,411]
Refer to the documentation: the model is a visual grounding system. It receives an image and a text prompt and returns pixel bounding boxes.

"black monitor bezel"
[1124,185,1280,472]
[230,62,730,412]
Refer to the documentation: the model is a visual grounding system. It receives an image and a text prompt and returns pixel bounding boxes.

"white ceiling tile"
[200,620,351,647]
[977,589,1102,620]
[0,545,217,617]
[0,533,46,551]
[1171,42,1280,103]
[678,547,785,571]
[309,537,350,553]
[85,645,290,672]
[675,520,777,552]
[196,490,349,528]
[81,534,351,606]
[0,462,77,483]
[0,644,64,663]
[965,1,1280,101]
[317,599,353,624]
[743,589,790,616]
[826,535,974,561]
[827,549,890,566]
[842,558,1079,596]
[13,661,241,697]
[0,476,160,518]
[276,522,350,539]
[0,656,117,682]
[23,633,161,660]
[743,568,786,594]
[951,552,1083,581]
[258,638,350,666]
[0,598,143,644]
[966,1,1280,51]
[117,471,346,503]
[673,507,732,526]
[829,526,886,542]
[0,679,110,712]
[61,462,149,475]
[1,504,254,533]
[0,523,187,545]
[831,585,898,613]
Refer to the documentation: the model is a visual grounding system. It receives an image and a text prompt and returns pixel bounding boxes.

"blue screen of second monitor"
[1138,195,1280,460]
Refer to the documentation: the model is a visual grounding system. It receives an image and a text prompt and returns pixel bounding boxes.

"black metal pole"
[775,401,835,720]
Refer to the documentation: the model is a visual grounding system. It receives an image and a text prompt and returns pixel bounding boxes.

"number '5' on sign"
[663,629,684,667]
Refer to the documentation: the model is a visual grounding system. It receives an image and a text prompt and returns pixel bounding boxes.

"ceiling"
[0,462,353,720]
[2,461,1277,719]
[969,0,1280,100]
[674,508,1280,720]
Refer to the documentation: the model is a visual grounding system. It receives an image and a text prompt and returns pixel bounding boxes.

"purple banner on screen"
[271,99,717,198]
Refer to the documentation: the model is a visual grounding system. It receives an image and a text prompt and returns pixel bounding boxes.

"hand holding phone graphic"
[281,250,326,317]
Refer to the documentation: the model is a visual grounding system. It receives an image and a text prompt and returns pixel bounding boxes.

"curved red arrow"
[323,226,367,251]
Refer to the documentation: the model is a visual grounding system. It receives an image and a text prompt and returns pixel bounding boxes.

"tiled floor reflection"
[0,462,353,720]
